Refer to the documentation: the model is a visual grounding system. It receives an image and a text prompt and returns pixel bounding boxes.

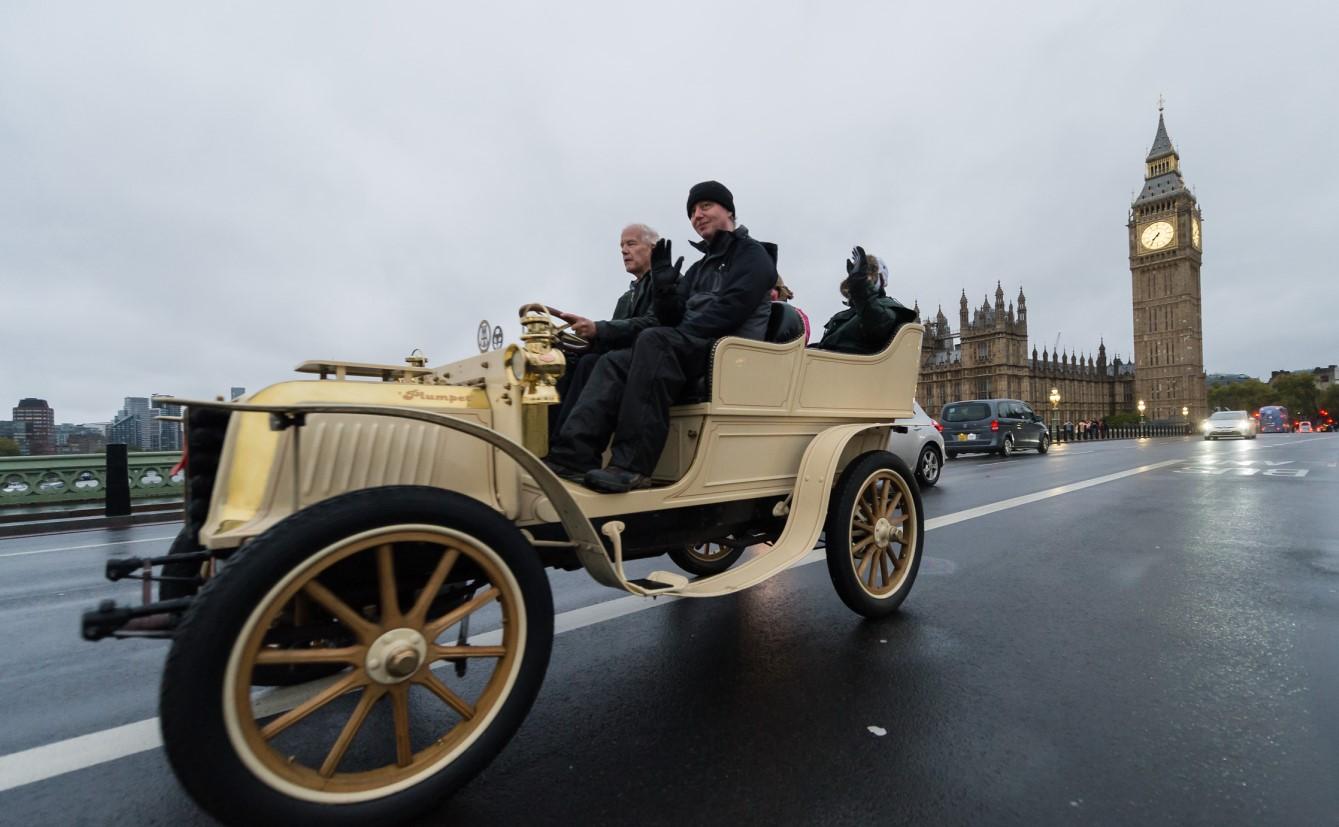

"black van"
[940,399,1050,458]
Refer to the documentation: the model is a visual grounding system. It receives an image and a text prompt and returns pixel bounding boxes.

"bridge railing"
[1051,424,1195,443]
[0,452,184,507]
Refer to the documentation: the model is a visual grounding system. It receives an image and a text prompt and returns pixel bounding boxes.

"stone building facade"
[916,286,1134,426]
[914,108,1205,426]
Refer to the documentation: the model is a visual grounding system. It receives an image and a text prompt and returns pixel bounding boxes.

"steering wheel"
[536,305,590,352]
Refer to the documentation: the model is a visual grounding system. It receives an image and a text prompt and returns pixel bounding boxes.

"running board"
[594,423,884,598]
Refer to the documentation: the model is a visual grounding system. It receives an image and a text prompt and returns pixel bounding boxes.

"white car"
[890,401,945,487]
[1202,410,1256,440]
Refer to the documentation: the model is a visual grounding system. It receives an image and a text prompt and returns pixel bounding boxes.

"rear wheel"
[999,435,1014,457]
[160,486,553,826]
[824,452,923,618]
[669,541,746,576]
[915,445,941,488]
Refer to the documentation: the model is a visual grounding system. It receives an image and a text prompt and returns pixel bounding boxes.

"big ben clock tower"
[1129,104,1207,423]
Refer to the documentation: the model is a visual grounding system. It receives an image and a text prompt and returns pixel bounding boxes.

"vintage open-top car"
[82,306,926,825]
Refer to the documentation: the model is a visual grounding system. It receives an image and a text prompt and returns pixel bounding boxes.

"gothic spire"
[1136,102,1189,205]
[1147,109,1175,161]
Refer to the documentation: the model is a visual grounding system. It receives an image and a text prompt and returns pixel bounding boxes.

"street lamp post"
[1049,387,1060,441]
[1138,399,1146,436]
[1182,405,1189,434]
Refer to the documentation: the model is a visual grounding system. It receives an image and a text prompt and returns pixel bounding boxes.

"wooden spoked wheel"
[161,487,553,825]
[824,451,924,618]
[223,526,525,802]
[668,539,747,576]
[847,470,917,598]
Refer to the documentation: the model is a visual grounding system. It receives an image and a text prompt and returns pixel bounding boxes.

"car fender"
[600,421,897,599]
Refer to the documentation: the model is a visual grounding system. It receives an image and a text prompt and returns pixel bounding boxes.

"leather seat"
[677,304,803,404]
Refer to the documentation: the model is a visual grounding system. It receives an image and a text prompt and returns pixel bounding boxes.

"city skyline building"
[12,398,55,455]
[107,396,182,451]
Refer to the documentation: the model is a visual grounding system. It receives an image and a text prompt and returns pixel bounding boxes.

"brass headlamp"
[507,304,567,405]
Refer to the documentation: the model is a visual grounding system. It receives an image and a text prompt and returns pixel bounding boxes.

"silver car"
[1203,410,1257,440]
[889,400,946,487]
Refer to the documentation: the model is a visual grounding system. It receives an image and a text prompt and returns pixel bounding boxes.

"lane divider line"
[0,456,1184,793]
[0,535,179,561]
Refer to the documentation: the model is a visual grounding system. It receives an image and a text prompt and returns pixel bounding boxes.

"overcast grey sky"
[3,1,1336,424]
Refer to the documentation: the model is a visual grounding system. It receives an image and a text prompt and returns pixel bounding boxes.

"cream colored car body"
[176,320,925,599]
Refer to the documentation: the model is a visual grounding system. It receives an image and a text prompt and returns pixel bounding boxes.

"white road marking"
[1251,436,1332,449]
[923,459,1184,531]
[0,455,1186,793]
[0,535,179,560]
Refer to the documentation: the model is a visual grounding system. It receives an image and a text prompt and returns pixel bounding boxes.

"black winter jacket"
[813,276,918,354]
[652,226,776,341]
[593,273,656,352]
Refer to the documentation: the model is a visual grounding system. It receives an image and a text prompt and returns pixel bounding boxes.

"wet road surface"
[1,434,1337,824]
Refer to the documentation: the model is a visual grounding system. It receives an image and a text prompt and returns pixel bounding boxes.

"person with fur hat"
[812,246,918,354]
[545,180,777,493]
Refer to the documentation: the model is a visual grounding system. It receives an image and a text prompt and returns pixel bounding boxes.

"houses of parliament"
[915,108,1208,425]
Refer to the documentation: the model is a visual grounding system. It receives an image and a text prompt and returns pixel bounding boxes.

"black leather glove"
[651,239,684,288]
[841,245,868,294]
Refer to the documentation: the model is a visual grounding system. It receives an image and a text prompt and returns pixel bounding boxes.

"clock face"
[1192,218,1201,249]
[1140,220,1175,251]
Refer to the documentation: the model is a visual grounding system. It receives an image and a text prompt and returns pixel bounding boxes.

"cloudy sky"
[3,1,1335,424]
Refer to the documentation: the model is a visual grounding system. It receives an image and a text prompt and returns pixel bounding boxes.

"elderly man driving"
[546,223,662,431]
[546,181,777,492]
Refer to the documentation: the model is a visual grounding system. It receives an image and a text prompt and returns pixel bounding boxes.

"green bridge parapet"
[0,452,184,507]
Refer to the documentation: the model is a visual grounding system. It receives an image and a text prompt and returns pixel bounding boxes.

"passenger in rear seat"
[811,246,918,354]
[768,271,809,344]
[544,180,776,493]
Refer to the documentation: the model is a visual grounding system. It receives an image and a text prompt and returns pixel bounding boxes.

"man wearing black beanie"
[545,180,777,493]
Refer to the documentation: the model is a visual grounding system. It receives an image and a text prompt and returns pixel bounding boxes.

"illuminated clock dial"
[1192,218,1201,249]
[1140,220,1175,251]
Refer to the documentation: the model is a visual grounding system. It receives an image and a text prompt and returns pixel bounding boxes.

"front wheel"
[160,486,554,827]
[824,451,924,618]
[1037,433,1050,454]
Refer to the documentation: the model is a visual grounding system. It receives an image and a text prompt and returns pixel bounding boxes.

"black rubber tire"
[999,435,1014,458]
[1204,435,1213,441]
[160,525,348,687]
[824,451,924,618]
[1247,434,1257,440]
[944,450,957,461]
[914,445,941,488]
[669,541,746,576]
[1037,433,1050,454]
[159,486,554,827]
